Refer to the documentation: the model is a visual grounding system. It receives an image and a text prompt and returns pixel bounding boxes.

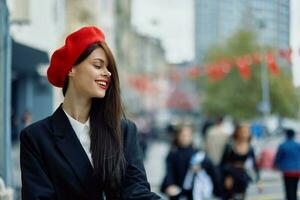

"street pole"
[0,0,12,187]
[260,55,271,117]
[258,20,271,132]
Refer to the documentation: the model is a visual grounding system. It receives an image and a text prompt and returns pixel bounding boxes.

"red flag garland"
[206,64,226,82]
[180,48,297,81]
[218,59,232,74]
[187,67,201,79]
[236,55,252,80]
[252,52,261,65]
[170,70,181,82]
[278,48,292,64]
[265,52,280,75]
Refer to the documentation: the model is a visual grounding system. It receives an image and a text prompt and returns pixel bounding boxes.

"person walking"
[205,116,230,166]
[161,125,197,200]
[274,128,300,200]
[220,123,262,200]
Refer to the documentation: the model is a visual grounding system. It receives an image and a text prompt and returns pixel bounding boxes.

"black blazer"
[20,105,162,200]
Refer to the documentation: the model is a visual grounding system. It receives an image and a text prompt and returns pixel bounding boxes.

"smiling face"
[68,47,111,98]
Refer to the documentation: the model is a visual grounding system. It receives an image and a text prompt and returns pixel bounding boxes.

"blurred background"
[1,0,300,199]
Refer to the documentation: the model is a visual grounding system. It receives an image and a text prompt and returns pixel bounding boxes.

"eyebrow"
[93,58,105,63]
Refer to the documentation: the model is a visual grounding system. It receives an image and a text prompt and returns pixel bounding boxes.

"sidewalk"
[144,141,169,194]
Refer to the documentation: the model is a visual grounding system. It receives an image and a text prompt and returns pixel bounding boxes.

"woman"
[160,125,197,200]
[220,123,262,200]
[274,128,300,200]
[20,26,162,200]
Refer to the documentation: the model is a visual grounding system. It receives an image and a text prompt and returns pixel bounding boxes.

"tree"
[201,31,298,120]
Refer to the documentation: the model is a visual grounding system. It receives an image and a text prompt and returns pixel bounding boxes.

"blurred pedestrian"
[220,123,262,200]
[11,109,19,143]
[274,128,300,200]
[20,26,161,200]
[21,110,32,128]
[161,125,197,200]
[204,116,230,166]
[135,115,151,160]
[200,116,214,139]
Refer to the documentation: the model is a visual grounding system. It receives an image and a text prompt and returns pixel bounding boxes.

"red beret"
[47,26,106,87]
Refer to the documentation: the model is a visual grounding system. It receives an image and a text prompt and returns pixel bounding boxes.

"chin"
[94,92,106,98]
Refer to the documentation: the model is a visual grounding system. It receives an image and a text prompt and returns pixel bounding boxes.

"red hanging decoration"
[187,67,201,79]
[278,48,292,64]
[252,52,261,65]
[236,56,252,80]
[128,75,157,94]
[206,64,225,82]
[265,52,280,75]
[218,59,232,74]
[170,70,181,82]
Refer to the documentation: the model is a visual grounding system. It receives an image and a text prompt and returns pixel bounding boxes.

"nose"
[102,68,111,77]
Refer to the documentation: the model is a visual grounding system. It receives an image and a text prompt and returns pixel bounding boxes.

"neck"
[236,139,248,144]
[62,90,92,123]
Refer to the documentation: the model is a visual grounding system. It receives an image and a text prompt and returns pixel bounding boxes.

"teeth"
[100,81,106,86]
[96,81,107,86]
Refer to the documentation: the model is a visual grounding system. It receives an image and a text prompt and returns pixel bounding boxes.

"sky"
[131,0,194,63]
[132,0,300,85]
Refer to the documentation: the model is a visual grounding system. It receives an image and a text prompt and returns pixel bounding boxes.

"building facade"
[194,0,290,63]
[7,0,65,133]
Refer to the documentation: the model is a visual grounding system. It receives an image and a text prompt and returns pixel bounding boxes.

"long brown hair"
[63,42,126,198]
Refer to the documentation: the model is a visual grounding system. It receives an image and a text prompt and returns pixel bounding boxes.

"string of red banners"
[181,48,295,82]
[128,48,299,92]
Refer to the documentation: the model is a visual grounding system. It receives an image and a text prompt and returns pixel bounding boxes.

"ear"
[68,68,75,77]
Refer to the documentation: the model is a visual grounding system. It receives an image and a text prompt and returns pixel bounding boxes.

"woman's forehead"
[89,48,108,63]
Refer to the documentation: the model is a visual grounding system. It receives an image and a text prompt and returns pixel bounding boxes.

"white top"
[63,109,93,166]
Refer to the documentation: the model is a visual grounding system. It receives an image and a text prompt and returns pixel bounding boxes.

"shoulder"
[121,118,137,139]
[121,119,145,163]
[286,140,300,149]
[249,145,256,154]
[121,118,139,145]
[167,147,180,157]
[121,118,136,131]
[280,140,293,149]
[20,116,52,143]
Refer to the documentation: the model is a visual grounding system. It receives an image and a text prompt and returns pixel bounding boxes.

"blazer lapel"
[50,105,94,194]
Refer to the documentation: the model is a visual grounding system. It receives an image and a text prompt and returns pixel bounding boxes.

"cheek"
[75,74,95,90]
[243,131,250,138]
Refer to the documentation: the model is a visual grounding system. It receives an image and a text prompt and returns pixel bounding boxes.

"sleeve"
[20,129,57,200]
[220,143,231,167]
[121,120,163,200]
[250,147,260,182]
[274,145,283,170]
[160,152,176,192]
[203,156,223,197]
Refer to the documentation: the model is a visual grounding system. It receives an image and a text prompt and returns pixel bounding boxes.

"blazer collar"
[50,104,98,198]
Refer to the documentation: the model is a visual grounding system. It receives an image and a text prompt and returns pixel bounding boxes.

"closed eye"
[93,64,102,69]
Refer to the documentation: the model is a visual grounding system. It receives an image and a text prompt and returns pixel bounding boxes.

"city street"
[144,135,300,200]
[1,0,300,199]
